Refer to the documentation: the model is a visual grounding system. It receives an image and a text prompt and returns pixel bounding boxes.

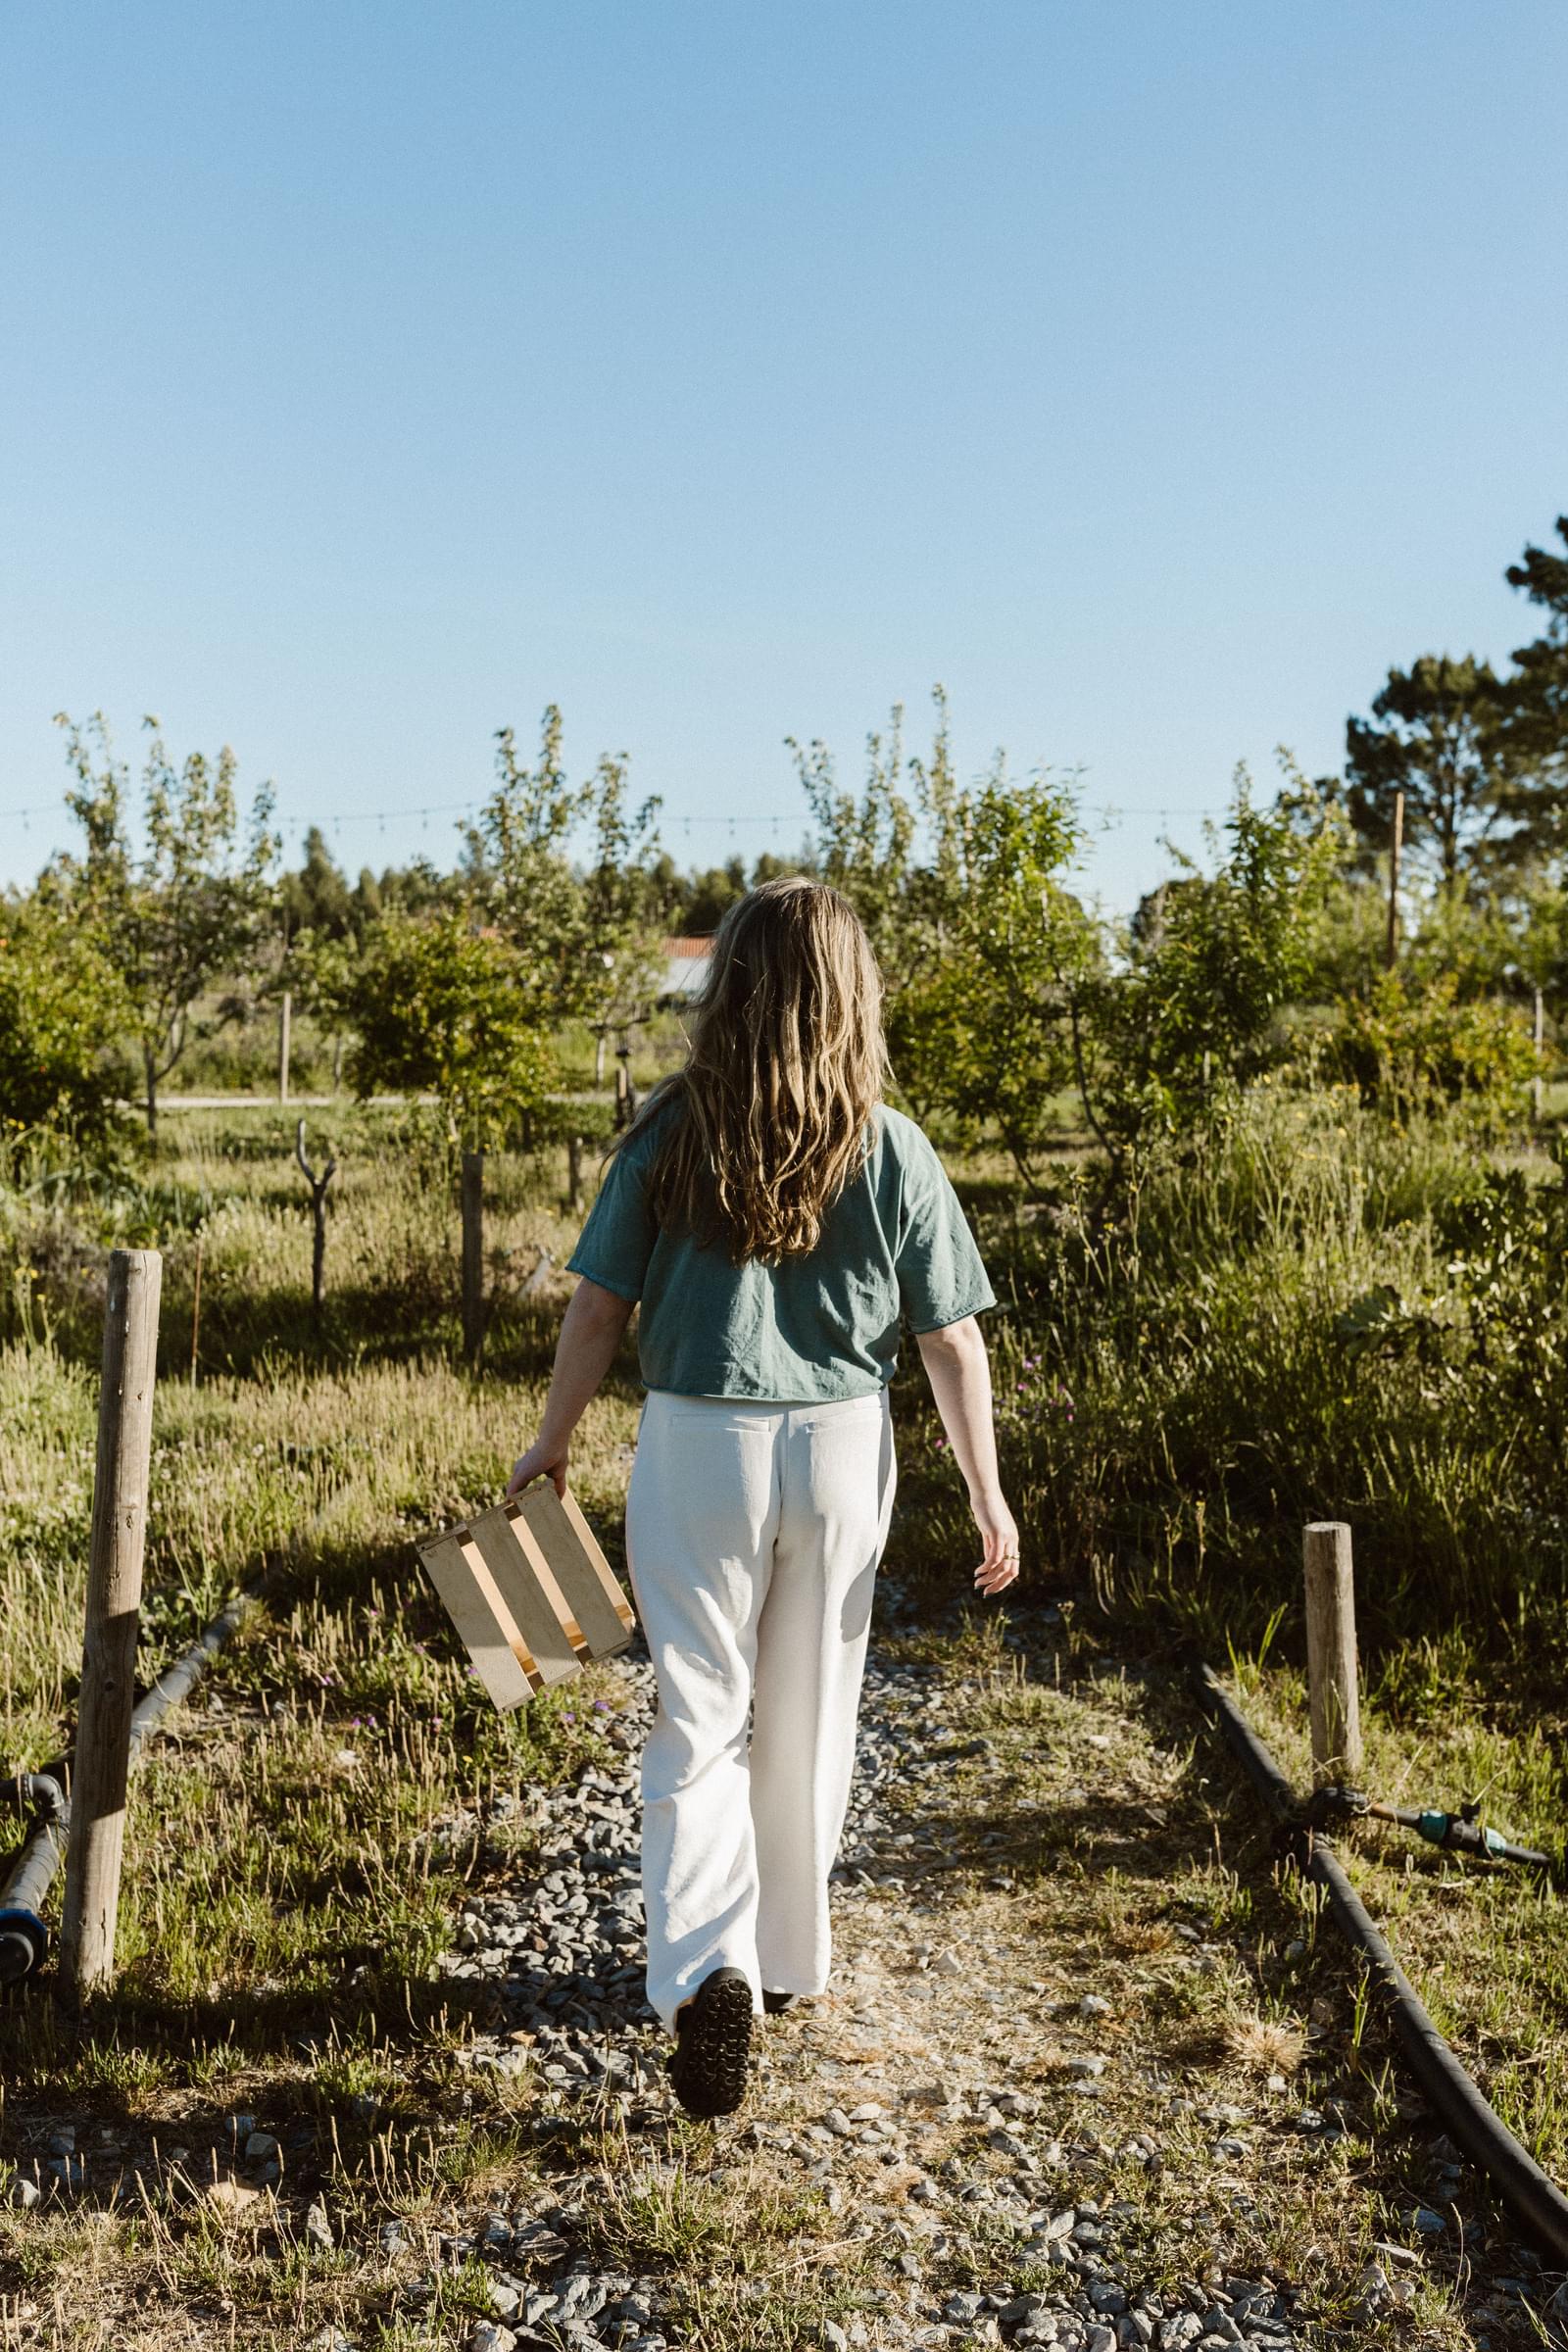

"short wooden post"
[461,1150,485,1366]
[60,1249,163,2001]
[1303,1521,1362,1788]
[278,988,292,1103]
[565,1133,583,1215]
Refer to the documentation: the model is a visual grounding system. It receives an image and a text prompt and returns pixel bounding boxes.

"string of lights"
[2,794,1237,835]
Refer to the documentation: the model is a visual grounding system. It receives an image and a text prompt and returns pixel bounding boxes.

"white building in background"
[658,936,713,1004]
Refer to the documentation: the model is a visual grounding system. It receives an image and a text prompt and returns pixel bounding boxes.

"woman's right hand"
[970,1487,1021,1596]
[507,1435,569,1499]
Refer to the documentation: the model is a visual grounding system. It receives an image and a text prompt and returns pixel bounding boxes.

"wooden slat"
[464,1512,580,1687]
[503,1503,590,1659]
[517,1484,636,1657]
[417,1530,537,1711]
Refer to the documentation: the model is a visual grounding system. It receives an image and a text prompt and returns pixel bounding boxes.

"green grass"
[2,1080,1566,2342]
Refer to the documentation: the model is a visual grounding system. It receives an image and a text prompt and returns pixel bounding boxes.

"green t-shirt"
[565,1101,996,1401]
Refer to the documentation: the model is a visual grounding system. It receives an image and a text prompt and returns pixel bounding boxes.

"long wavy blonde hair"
[629,876,886,1263]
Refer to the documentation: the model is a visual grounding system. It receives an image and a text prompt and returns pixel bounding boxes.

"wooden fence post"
[1303,1520,1362,1788]
[60,1249,163,2002]
[461,1150,485,1366]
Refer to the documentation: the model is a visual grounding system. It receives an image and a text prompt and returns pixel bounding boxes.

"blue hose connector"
[0,1905,49,1984]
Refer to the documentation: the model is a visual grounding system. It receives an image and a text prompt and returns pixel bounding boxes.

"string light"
[1,793,1236,838]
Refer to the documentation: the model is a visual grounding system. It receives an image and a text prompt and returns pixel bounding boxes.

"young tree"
[462,708,671,1069]
[788,704,916,968]
[1078,767,1347,1169]
[792,687,1093,1185]
[578,754,666,1079]
[461,706,595,1023]
[888,765,1093,1186]
[51,711,278,1135]
[322,907,553,1149]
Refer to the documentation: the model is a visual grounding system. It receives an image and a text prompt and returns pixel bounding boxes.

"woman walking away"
[506,877,1019,2119]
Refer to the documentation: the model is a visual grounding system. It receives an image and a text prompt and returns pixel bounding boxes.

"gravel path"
[10,1599,1558,2349]
[424,1631,1322,2352]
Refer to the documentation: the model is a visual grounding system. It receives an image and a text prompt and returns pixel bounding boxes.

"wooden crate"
[416,1486,636,1712]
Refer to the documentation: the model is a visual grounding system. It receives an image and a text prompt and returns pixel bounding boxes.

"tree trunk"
[143,1045,158,1141]
[312,1195,327,1322]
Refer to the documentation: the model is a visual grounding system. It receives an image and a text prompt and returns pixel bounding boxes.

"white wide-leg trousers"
[624,1387,897,2033]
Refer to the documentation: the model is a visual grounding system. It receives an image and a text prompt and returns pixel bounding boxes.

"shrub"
[1323,970,1535,1132]
[0,897,129,1169]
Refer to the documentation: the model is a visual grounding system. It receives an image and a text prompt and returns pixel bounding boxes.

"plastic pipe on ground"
[0,1778,68,1983]
[0,1574,272,1986]
[1191,1658,1568,2264]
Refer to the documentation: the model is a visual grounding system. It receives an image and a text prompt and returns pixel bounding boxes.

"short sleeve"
[894,1127,997,1332]
[565,1136,659,1303]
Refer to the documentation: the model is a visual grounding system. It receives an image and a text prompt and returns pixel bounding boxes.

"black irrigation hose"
[1191,1659,1568,2264]
[0,1571,278,1987]
[0,1778,68,1983]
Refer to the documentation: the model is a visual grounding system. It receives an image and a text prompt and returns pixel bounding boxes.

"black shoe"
[762,1989,797,2015]
[667,1968,754,2118]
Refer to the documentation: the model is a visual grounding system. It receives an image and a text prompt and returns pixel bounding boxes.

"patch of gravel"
[414,1631,1331,2352]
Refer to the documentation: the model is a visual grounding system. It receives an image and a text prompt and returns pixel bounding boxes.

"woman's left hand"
[506,1437,569,1499]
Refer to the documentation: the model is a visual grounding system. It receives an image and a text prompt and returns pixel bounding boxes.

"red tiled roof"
[661,936,714,957]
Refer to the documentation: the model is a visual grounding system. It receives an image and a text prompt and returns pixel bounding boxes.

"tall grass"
[963,1084,1567,1679]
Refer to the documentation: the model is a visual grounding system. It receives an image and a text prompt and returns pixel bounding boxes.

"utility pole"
[1385,790,1404,971]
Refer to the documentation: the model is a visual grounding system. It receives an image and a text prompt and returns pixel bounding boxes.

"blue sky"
[3,1,1565,909]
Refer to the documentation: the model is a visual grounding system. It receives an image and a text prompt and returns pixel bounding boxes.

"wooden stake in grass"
[294,1118,337,1328]
[1303,1520,1362,1788]
[461,1149,485,1367]
[61,1247,163,2003]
